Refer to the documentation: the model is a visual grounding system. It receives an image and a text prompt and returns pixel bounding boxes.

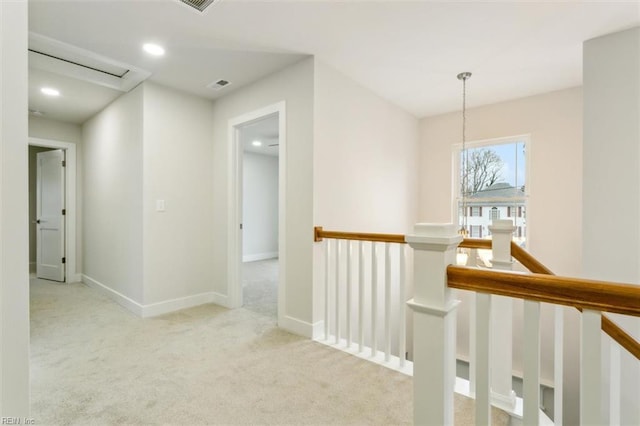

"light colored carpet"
[30,277,509,425]
[242,259,278,319]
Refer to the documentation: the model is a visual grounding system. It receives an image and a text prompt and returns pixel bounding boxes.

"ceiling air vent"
[179,0,216,12]
[207,79,232,91]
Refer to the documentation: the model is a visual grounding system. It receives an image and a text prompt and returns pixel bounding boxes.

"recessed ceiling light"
[252,141,262,147]
[41,87,60,97]
[143,43,165,56]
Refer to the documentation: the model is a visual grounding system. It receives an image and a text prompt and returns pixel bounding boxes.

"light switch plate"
[156,199,165,212]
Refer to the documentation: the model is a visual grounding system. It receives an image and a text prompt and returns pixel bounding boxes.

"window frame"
[452,134,531,247]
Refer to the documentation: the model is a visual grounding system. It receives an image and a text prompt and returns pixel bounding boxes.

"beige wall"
[419,87,583,423]
[420,87,583,273]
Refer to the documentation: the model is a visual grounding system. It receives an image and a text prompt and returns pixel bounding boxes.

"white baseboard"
[210,291,233,309]
[491,390,517,413]
[69,273,82,283]
[312,319,325,339]
[82,274,143,316]
[83,274,224,318]
[141,292,216,318]
[243,252,278,262]
[278,315,323,338]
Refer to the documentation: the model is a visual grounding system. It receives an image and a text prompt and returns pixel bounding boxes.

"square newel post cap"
[406,223,462,251]
[488,219,516,233]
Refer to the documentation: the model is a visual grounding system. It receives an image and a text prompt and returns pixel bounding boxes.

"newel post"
[406,223,462,426]
[489,219,517,410]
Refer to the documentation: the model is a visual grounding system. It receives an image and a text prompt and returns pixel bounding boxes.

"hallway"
[29,278,413,425]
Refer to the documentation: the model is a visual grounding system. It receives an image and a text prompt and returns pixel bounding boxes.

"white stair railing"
[315,229,410,373]
[315,224,640,426]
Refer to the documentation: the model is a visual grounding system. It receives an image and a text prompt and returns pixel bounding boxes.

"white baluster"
[489,219,517,411]
[324,238,330,340]
[371,242,378,357]
[384,242,391,362]
[469,291,477,397]
[335,239,341,344]
[406,223,461,426]
[358,241,365,353]
[399,244,407,368]
[581,309,602,425]
[610,340,621,426]
[346,240,352,348]
[554,305,564,425]
[523,300,540,426]
[476,292,491,426]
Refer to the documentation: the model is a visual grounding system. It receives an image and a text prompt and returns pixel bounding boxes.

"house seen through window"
[457,138,527,246]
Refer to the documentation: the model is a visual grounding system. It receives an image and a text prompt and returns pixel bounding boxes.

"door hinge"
[62,209,66,215]
[62,160,66,167]
[62,257,66,264]
[240,223,243,230]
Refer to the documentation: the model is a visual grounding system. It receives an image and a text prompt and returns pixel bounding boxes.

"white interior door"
[36,149,65,282]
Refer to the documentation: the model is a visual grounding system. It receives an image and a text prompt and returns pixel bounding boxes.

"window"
[456,137,528,245]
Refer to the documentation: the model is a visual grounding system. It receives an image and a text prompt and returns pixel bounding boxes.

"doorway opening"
[28,137,78,283]
[228,102,286,323]
[240,114,280,318]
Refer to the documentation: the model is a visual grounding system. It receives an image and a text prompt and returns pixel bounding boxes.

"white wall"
[211,58,315,333]
[313,60,419,234]
[419,87,583,424]
[29,115,82,143]
[242,152,279,261]
[142,82,215,305]
[82,85,144,303]
[0,0,29,415]
[583,27,640,426]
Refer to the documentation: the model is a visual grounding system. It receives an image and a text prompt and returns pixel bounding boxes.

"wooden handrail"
[459,238,492,250]
[602,316,640,360]
[510,242,555,275]
[447,265,640,317]
[314,226,405,244]
[505,242,640,360]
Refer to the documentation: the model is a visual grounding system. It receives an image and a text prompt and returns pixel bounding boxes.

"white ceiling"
[240,114,279,157]
[28,0,640,124]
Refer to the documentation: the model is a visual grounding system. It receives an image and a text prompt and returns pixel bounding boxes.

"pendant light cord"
[458,72,472,236]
